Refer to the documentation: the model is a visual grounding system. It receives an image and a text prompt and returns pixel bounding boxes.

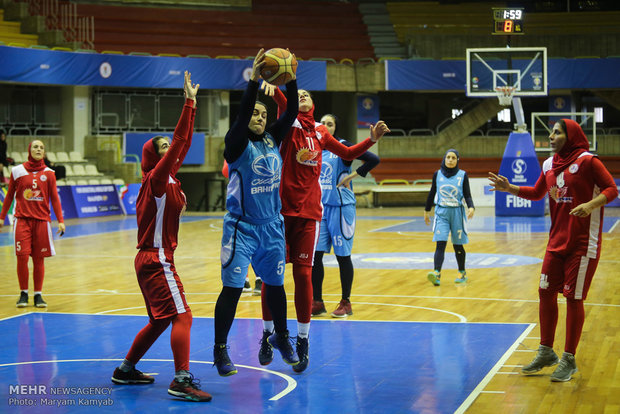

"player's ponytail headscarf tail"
[22,141,46,173]
[440,148,459,178]
[552,119,590,175]
[140,136,165,183]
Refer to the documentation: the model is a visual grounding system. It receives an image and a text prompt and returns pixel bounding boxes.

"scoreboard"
[492,8,524,35]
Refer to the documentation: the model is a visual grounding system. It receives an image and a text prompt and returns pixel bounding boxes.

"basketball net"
[495,86,516,106]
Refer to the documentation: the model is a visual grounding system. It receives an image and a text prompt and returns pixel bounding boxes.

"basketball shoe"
[168,373,212,402]
[268,331,299,365]
[111,367,155,384]
[34,294,47,308]
[258,330,274,365]
[427,270,440,286]
[550,352,577,382]
[454,270,468,284]
[521,345,559,374]
[213,344,237,376]
[16,292,28,308]
[331,299,353,318]
[253,279,262,296]
[243,278,252,293]
[292,336,309,373]
[311,300,327,316]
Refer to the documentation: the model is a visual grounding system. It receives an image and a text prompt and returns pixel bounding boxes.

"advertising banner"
[117,183,141,215]
[71,185,123,218]
[51,185,78,221]
[124,132,205,164]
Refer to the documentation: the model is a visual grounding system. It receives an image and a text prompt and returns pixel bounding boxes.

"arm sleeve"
[224,80,259,163]
[150,101,192,196]
[272,86,287,118]
[171,100,196,176]
[425,172,438,211]
[462,173,474,209]
[324,133,374,161]
[517,172,548,201]
[338,139,380,177]
[0,174,16,220]
[591,157,619,202]
[268,79,298,145]
[48,173,63,223]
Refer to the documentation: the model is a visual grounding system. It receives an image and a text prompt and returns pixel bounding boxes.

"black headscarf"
[440,149,460,178]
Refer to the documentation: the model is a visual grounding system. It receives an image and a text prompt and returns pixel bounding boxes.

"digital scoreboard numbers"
[492,8,524,35]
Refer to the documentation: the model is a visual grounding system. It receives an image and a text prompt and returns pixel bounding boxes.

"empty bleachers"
[76,0,374,61]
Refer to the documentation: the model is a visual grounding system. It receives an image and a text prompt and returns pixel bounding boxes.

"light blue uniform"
[220,134,286,288]
[316,147,356,256]
[432,169,469,244]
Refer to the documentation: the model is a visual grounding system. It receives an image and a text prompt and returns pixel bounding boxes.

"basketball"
[260,48,298,86]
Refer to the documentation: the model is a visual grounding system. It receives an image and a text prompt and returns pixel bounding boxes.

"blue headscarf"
[440,149,459,178]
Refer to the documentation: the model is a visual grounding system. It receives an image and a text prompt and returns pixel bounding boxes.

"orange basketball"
[260,48,298,86]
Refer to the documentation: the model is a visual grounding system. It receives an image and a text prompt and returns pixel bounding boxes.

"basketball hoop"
[495,86,516,106]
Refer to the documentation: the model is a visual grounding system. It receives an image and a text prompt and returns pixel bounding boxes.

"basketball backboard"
[466,47,547,97]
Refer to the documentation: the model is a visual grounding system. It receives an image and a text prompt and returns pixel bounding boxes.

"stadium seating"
[75,0,374,61]
[69,151,87,163]
[56,152,70,163]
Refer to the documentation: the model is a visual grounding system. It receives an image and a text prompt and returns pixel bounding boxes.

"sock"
[336,255,354,301]
[175,369,190,382]
[17,255,29,291]
[293,263,313,323]
[32,256,45,292]
[214,286,242,344]
[170,311,192,372]
[538,289,558,348]
[312,251,325,301]
[261,280,273,322]
[453,244,466,272]
[297,322,310,338]
[125,318,171,365]
[565,298,585,355]
[433,241,447,272]
[119,359,134,373]
[262,320,274,333]
[34,291,41,296]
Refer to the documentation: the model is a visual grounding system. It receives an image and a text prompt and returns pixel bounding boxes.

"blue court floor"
[0,313,532,414]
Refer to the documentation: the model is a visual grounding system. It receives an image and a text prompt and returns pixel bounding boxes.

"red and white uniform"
[519,151,617,300]
[135,98,195,319]
[0,164,63,257]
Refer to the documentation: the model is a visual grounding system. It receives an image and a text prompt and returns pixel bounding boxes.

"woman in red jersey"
[0,140,65,308]
[259,82,390,372]
[489,119,618,382]
[111,71,211,403]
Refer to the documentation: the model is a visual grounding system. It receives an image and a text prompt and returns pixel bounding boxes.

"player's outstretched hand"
[370,120,390,142]
[184,71,199,105]
[57,222,66,237]
[251,48,266,83]
[260,80,276,97]
[488,172,510,192]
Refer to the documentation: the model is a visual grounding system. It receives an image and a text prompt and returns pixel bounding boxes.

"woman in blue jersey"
[212,49,299,376]
[424,149,475,286]
[311,114,380,317]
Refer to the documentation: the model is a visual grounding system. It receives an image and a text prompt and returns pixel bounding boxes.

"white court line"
[480,390,505,394]
[609,218,619,233]
[0,358,296,401]
[454,323,536,414]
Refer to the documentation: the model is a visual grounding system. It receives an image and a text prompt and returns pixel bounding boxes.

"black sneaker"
[16,292,28,308]
[268,331,299,366]
[253,279,262,296]
[258,330,274,365]
[242,279,252,293]
[292,336,309,373]
[34,294,47,308]
[213,344,237,377]
[111,367,155,384]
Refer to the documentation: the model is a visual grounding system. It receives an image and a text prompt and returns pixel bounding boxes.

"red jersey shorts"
[284,215,320,266]
[539,250,599,300]
[13,217,55,257]
[135,248,190,320]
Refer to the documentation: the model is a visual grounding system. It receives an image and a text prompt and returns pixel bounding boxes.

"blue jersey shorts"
[220,214,286,288]
[432,205,469,244]
[316,204,356,256]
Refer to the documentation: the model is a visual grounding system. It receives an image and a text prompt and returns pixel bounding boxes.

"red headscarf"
[141,137,161,182]
[551,119,590,175]
[23,141,46,172]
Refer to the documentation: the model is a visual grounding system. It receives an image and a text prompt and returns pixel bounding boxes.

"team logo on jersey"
[568,163,579,174]
[539,273,549,289]
[320,163,333,187]
[252,153,280,177]
[438,184,460,206]
[296,148,319,166]
[549,185,572,203]
[40,175,47,182]
[23,188,43,202]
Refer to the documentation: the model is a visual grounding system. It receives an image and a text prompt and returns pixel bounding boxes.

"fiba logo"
[362,97,374,110]
[252,153,280,177]
[320,163,333,181]
[99,62,112,79]
[511,159,527,175]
